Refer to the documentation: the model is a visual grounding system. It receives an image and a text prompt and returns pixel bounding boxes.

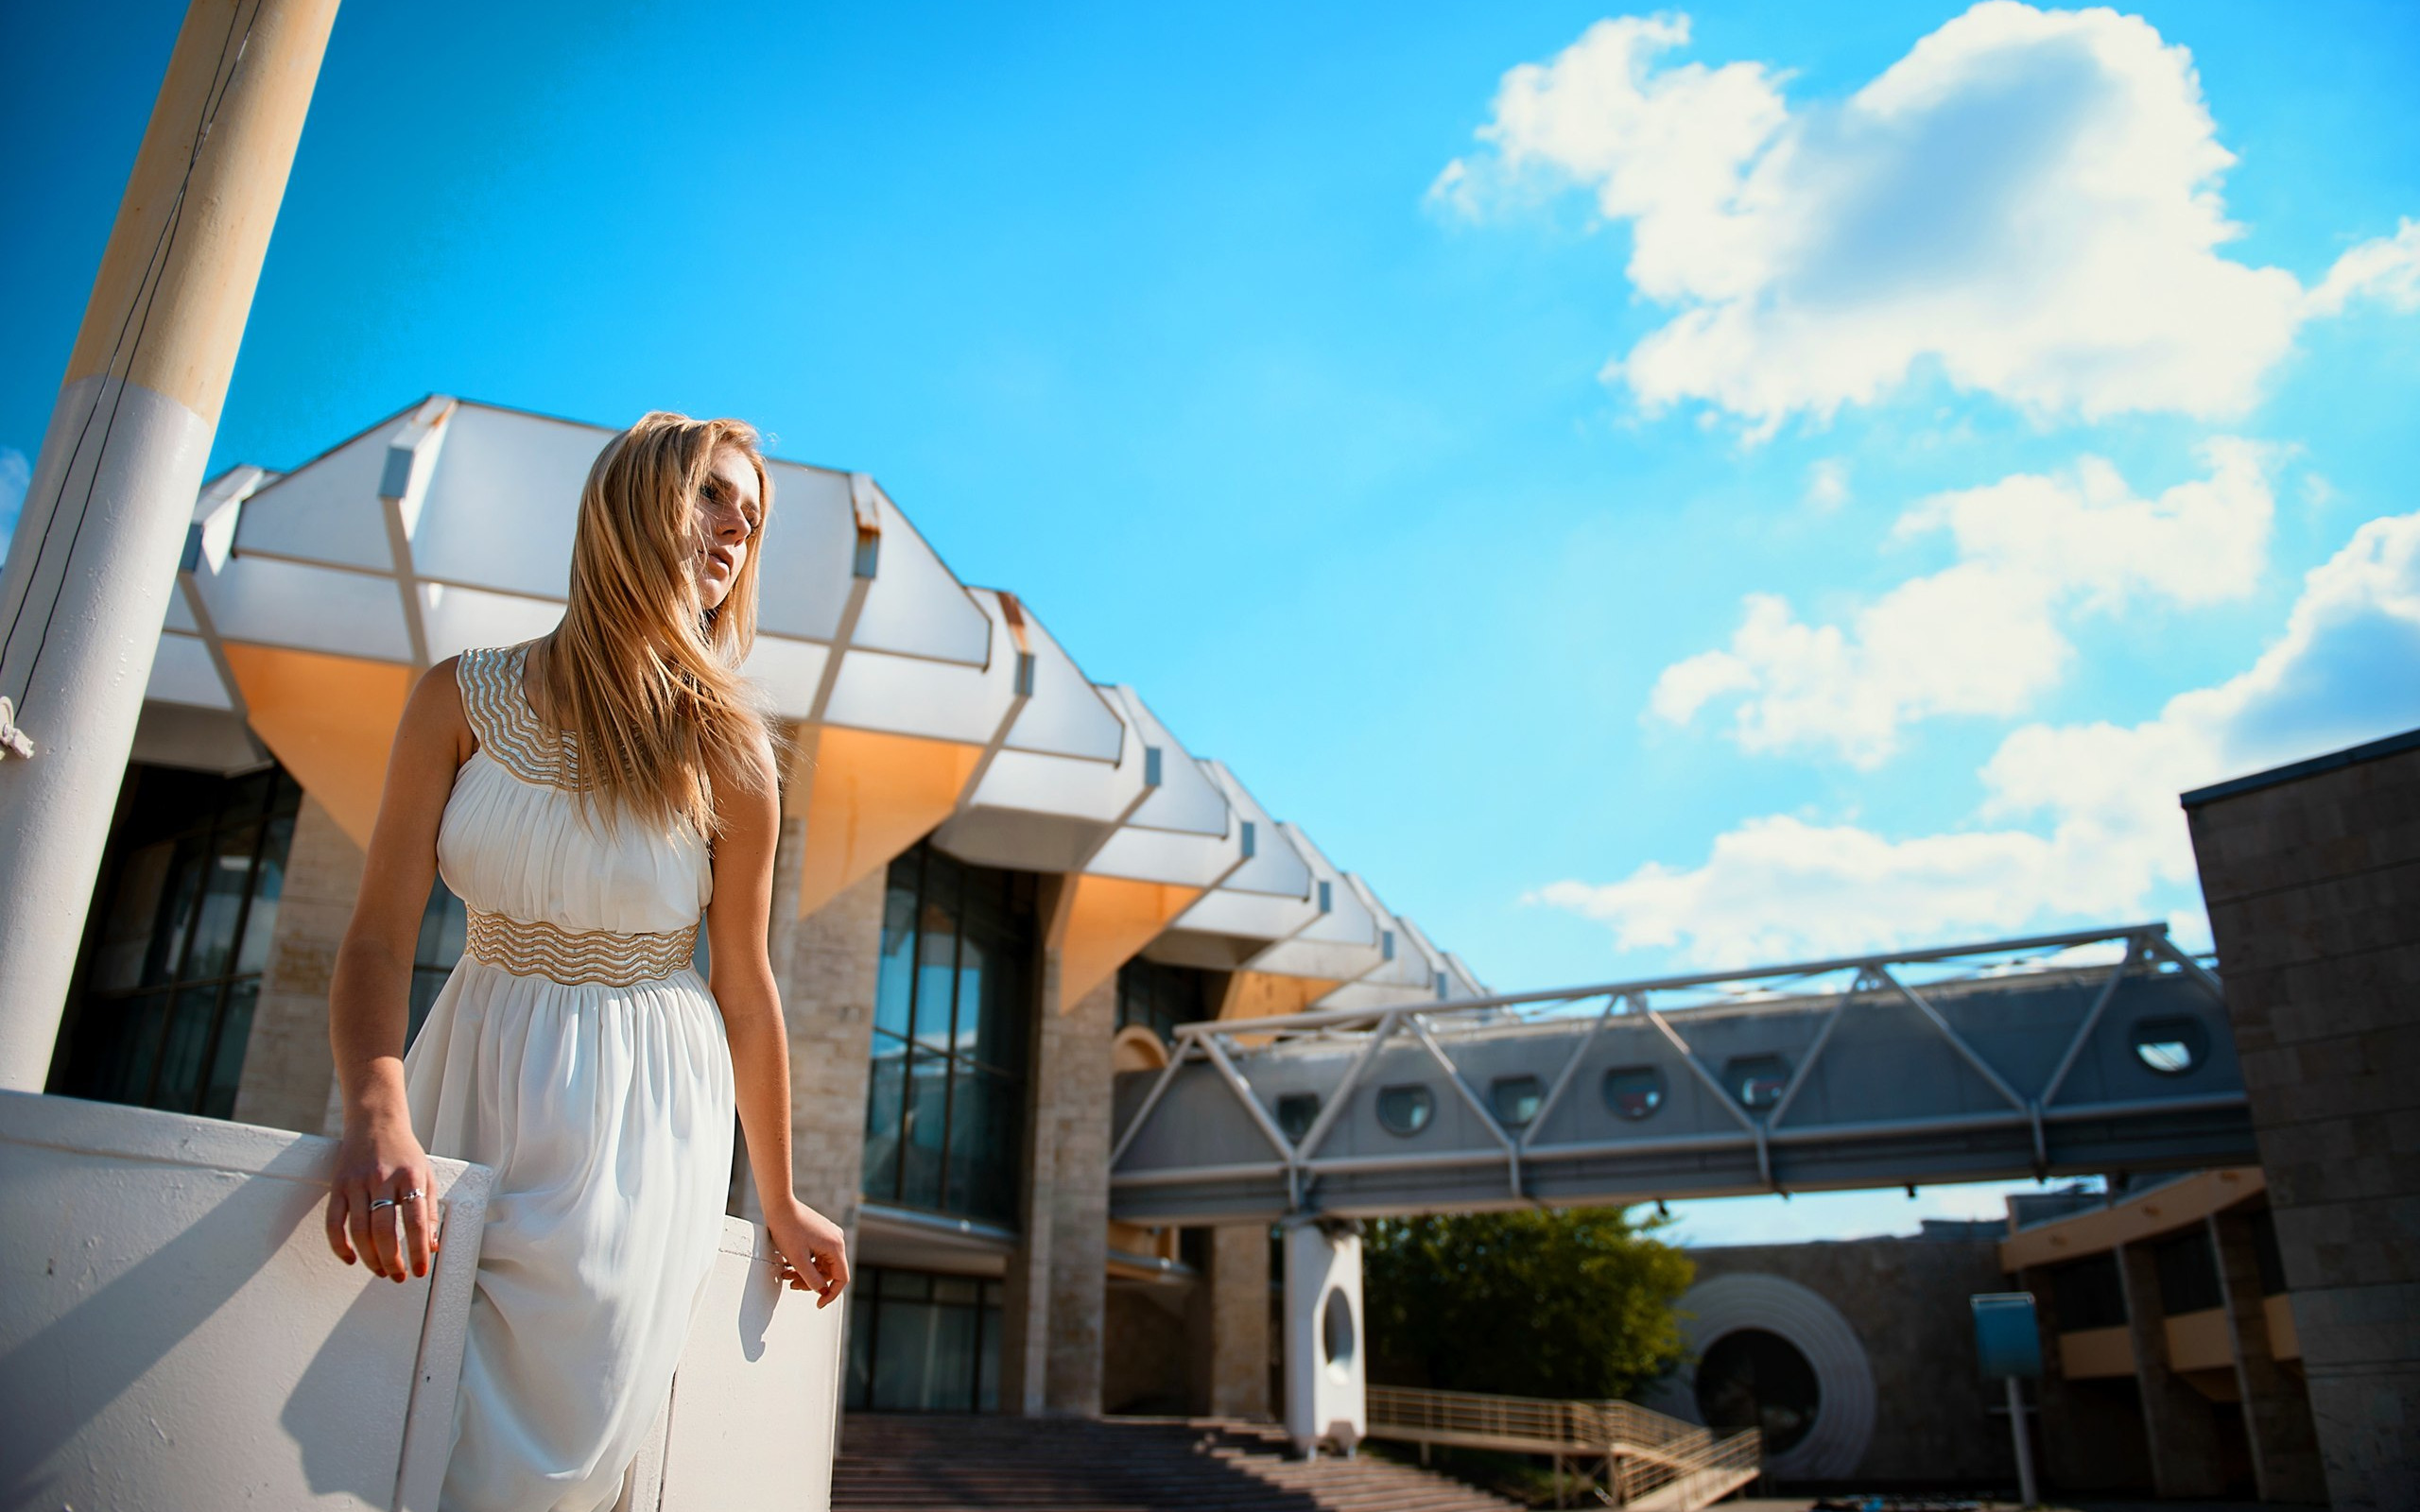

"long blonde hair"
[541,410,773,834]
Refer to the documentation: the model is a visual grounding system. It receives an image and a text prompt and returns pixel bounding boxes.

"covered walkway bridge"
[1111,922,2245,1223]
[1109,922,2250,1469]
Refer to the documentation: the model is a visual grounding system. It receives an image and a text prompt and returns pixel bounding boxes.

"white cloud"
[0,447,29,567]
[1804,457,1850,512]
[1436,5,2417,432]
[1542,507,2420,965]
[1651,439,2275,765]
[2306,217,2420,316]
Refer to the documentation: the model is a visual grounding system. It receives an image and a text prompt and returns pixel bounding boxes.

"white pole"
[0,0,339,1090]
[2005,1374,2038,1508]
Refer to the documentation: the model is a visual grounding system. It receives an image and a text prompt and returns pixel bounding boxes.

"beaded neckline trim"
[458,644,582,791]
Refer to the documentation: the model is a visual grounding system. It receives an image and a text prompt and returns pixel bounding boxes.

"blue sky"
[8,1,2417,1241]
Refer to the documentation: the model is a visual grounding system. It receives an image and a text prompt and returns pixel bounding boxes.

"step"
[833,1414,1523,1512]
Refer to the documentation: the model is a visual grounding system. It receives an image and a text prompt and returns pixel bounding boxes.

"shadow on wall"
[0,1092,483,1509]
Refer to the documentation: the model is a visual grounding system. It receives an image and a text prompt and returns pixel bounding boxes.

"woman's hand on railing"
[326,1115,438,1282]
[767,1198,851,1308]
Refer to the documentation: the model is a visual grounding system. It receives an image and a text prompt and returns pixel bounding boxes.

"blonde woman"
[320,412,848,1512]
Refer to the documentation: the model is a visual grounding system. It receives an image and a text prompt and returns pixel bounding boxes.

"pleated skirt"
[405,958,735,1512]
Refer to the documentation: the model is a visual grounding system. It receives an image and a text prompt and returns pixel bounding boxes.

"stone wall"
[1687,1235,2015,1485]
[2186,730,2420,1512]
[767,840,885,1230]
[231,793,358,1137]
[1040,972,1117,1414]
[1104,1282,1191,1415]
[999,910,1116,1418]
[1190,1224,1271,1420]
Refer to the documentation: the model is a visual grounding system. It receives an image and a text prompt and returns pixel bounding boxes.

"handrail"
[1366,1383,1761,1507]
[1171,921,2196,1040]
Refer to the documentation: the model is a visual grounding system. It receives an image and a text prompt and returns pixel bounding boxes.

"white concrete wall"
[2,1093,846,1512]
[0,1090,491,1511]
[617,1215,845,1511]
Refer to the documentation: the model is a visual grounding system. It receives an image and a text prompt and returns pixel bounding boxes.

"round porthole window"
[1602,1065,1667,1121]
[1322,1288,1357,1381]
[1376,1083,1433,1136]
[2130,1015,2208,1075]
[1275,1091,1321,1143]
[1490,1074,1544,1128]
[1724,1054,1791,1111]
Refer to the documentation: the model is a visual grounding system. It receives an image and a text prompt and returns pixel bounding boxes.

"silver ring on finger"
[369,1196,399,1211]
[398,1189,424,1203]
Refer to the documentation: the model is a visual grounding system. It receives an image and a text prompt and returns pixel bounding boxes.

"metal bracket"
[0,696,31,761]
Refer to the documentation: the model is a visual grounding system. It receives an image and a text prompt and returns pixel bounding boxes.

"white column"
[1282,1217,1366,1457]
[0,0,338,1089]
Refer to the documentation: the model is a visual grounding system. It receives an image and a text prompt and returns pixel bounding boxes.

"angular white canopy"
[135,395,1482,1001]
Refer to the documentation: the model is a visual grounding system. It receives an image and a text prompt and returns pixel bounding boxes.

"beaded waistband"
[464,907,699,988]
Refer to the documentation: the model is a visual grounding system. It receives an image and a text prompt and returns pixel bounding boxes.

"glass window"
[859,839,1034,1226]
[1490,1074,1544,1128]
[2050,1252,2128,1331]
[203,980,259,1121]
[234,815,293,976]
[861,1040,908,1200]
[1724,1054,1791,1111]
[900,1050,950,1210]
[912,867,960,1053]
[943,1069,1019,1219]
[2130,1015,2208,1075]
[409,881,469,1043]
[2155,1228,2224,1315]
[1376,1084,1433,1137]
[1603,1065,1667,1121]
[874,881,917,1040]
[1275,1091,1321,1144]
[1116,956,1210,1046]
[54,764,302,1120]
[2250,1207,2287,1297]
[844,1265,1006,1414]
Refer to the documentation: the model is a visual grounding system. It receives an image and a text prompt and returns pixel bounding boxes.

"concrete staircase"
[834,1413,1525,1512]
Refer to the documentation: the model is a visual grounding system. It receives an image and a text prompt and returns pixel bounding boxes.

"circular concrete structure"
[1649,1272,1876,1481]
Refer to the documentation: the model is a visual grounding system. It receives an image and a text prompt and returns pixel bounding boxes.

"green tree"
[1364,1206,1692,1401]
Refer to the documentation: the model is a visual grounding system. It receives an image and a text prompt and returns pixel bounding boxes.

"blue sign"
[1972,1292,2043,1380]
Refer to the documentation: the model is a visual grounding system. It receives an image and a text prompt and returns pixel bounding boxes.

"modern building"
[1638,1180,2309,1499]
[1647,1222,2019,1488]
[36,394,1485,1422]
[2000,1167,2315,1501]
[2182,729,2420,1509]
[1636,727,2420,1506]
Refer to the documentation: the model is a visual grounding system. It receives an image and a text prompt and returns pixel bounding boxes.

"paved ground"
[1722,1489,2304,1500]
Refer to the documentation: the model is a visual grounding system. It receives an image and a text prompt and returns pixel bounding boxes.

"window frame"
[860,841,1035,1226]
[54,764,302,1120]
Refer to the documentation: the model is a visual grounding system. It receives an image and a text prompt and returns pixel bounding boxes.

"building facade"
[2002,1169,2320,1500]
[2182,730,2420,1509]
[40,395,1484,1422]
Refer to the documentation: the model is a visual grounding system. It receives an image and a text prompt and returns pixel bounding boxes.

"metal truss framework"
[1108,923,2245,1222]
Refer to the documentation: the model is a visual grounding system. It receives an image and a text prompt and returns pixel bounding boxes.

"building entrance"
[843,1266,1005,1413]
[1695,1327,1821,1454]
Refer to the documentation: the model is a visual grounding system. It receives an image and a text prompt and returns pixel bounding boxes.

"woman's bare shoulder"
[405,655,476,761]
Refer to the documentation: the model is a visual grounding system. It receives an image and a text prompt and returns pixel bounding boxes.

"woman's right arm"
[323,657,473,1283]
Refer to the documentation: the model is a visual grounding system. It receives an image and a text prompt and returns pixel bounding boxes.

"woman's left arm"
[705,734,851,1307]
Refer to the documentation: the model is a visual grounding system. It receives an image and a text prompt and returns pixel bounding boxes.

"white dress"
[405,644,735,1512]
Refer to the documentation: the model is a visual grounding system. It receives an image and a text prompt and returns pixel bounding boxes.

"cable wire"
[0,0,260,716]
